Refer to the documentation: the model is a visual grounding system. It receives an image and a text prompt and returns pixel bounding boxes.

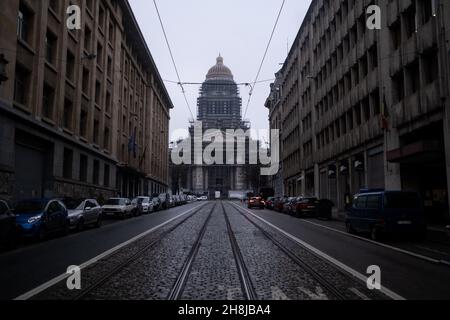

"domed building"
[173,55,254,198]
[197,55,244,129]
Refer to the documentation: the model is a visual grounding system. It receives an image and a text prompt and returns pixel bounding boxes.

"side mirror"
[85,207,92,211]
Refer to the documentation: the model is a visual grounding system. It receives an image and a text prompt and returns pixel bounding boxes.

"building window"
[104,164,110,187]
[63,148,73,179]
[49,0,59,13]
[82,68,90,95]
[98,5,105,31]
[45,31,57,64]
[108,22,115,43]
[419,0,433,25]
[404,4,417,38]
[79,154,88,182]
[63,98,73,130]
[105,91,111,114]
[80,109,88,138]
[95,81,101,105]
[390,20,402,51]
[93,119,99,145]
[86,0,94,13]
[93,160,99,185]
[422,48,438,84]
[392,71,405,103]
[104,127,110,149]
[17,3,32,44]
[42,84,55,119]
[66,50,75,82]
[14,64,30,106]
[406,61,420,95]
[107,56,112,78]
[97,43,103,68]
[84,26,92,52]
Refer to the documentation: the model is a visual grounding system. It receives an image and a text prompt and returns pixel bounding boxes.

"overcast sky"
[129,0,312,142]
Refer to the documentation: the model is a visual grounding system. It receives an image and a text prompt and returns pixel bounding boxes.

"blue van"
[345,190,426,240]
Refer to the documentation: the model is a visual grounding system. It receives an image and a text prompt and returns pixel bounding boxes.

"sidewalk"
[332,210,450,244]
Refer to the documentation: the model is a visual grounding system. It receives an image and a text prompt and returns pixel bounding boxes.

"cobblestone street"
[26,201,394,300]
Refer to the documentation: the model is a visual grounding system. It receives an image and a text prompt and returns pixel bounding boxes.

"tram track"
[167,202,216,300]
[226,202,348,300]
[72,202,211,300]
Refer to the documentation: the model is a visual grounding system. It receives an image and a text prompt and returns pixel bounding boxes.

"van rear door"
[383,192,425,229]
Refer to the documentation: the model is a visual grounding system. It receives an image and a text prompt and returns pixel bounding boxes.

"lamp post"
[0,54,9,86]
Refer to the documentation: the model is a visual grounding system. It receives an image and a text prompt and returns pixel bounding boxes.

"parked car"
[248,197,265,209]
[158,193,171,210]
[265,197,275,210]
[179,195,187,205]
[291,197,319,218]
[0,199,17,248]
[15,199,68,240]
[273,197,286,212]
[102,198,134,219]
[168,196,176,208]
[151,197,161,211]
[131,198,144,216]
[345,190,427,240]
[282,197,296,214]
[62,198,102,231]
[198,196,208,201]
[134,197,154,214]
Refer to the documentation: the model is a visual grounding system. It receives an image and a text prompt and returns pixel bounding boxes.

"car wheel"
[370,226,381,241]
[95,216,102,228]
[61,222,69,236]
[77,219,84,232]
[37,226,47,241]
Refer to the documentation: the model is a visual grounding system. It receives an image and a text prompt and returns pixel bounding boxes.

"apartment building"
[272,0,450,223]
[265,70,284,197]
[0,0,172,201]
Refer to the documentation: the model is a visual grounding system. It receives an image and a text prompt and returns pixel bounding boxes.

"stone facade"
[0,0,171,202]
[270,0,450,223]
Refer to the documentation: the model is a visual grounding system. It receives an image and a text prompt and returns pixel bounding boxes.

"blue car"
[345,190,427,240]
[15,199,69,240]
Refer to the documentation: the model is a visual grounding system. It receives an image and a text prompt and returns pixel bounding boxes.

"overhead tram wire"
[163,79,276,87]
[152,0,194,120]
[243,0,286,120]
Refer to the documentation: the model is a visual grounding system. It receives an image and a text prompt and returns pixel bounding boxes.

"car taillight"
[297,203,308,209]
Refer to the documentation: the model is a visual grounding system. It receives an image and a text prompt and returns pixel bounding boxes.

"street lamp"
[0,54,9,86]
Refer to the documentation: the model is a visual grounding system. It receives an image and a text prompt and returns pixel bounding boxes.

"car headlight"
[28,215,42,224]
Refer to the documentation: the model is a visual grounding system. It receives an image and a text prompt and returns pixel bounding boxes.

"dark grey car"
[62,198,103,231]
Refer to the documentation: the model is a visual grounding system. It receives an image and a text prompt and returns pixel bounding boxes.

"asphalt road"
[0,201,205,300]
[234,202,450,300]
[1,200,449,300]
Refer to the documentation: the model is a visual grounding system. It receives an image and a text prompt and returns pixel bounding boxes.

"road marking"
[285,214,450,266]
[14,203,206,300]
[349,287,370,300]
[231,203,405,300]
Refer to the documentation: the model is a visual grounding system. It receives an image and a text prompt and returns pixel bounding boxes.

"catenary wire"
[243,0,286,120]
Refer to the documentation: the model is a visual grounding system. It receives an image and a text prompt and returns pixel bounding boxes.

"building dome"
[206,55,234,80]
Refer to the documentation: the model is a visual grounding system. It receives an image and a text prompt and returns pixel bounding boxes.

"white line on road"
[231,203,405,300]
[15,202,206,300]
[284,214,450,266]
[349,288,370,300]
